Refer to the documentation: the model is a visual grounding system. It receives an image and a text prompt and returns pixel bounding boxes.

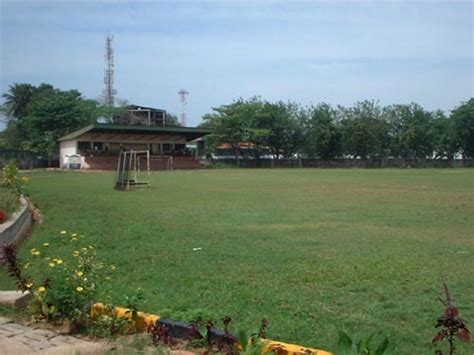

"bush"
[1,161,29,196]
[1,230,115,333]
[0,188,20,223]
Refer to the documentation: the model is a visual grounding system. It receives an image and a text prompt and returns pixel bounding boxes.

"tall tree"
[257,101,303,159]
[202,97,263,160]
[302,103,342,159]
[1,83,101,158]
[340,101,390,159]
[386,103,435,159]
[431,110,457,159]
[2,83,35,120]
[451,98,474,159]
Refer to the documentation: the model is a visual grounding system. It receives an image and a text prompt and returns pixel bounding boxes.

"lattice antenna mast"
[178,89,189,126]
[103,35,117,107]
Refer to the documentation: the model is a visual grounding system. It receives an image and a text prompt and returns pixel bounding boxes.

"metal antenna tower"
[103,35,117,106]
[178,89,189,126]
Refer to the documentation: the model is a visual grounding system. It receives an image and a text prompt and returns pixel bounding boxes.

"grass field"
[1,169,473,353]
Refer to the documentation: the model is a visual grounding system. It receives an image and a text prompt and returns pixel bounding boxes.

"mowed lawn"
[1,169,473,353]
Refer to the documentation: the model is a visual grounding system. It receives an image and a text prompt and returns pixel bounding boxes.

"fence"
[0,149,59,169]
[213,158,474,169]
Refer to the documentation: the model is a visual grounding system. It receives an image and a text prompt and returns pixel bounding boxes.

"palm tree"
[2,83,35,120]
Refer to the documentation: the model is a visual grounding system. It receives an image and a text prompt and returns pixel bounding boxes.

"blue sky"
[1,0,473,128]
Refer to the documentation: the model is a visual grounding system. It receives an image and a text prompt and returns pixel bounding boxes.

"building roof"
[58,123,212,142]
[126,105,166,113]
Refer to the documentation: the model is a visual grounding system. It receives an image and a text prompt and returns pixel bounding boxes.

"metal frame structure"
[115,150,150,190]
[149,155,173,171]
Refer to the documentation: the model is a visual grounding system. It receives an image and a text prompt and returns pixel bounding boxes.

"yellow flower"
[30,248,37,252]
[49,262,55,267]
[76,271,83,277]
[76,286,83,292]
[56,259,63,265]
[72,233,77,237]
[26,282,33,289]
[110,265,116,270]
[60,230,67,235]
[24,263,30,269]
[73,251,80,257]
[81,247,87,251]
[43,243,49,247]
[31,251,40,256]
[38,286,46,293]
[71,237,78,241]
[21,176,29,182]
[105,276,111,281]
[88,245,94,250]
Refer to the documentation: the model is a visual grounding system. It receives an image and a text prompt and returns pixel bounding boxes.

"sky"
[0,0,473,129]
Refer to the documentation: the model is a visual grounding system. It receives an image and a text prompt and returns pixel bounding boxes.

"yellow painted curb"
[91,303,160,332]
[91,303,332,354]
[262,340,332,355]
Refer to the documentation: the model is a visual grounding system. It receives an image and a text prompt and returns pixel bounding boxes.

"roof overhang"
[59,124,212,142]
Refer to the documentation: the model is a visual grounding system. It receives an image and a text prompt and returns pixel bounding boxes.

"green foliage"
[302,103,342,159]
[336,332,396,355]
[20,231,115,332]
[124,287,145,321]
[451,98,474,159]
[88,304,130,338]
[2,83,35,119]
[1,161,29,195]
[0,187,19,221]
[432,110,457,159]
[202,97,303,159]
[340,101,390,159]
[164,113,181,127]
[386,103,435,159]
[201,97,473,160]
[235,329,264,355]
[2,83,102,155]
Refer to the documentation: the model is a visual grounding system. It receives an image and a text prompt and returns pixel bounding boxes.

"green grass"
[1,169,473,353]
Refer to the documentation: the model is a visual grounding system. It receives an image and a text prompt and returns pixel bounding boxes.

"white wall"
[59,140,77,167]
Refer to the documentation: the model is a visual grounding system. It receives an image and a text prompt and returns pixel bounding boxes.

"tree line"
[200,97,474,160]
[1,83,473,161]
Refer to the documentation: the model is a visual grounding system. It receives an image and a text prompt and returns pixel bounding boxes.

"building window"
[162,143,173,154]
[93,142,104,151]
[77,141,90,153]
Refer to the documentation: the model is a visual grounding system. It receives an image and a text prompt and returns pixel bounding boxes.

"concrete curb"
[0,196,33,247]
[0,291,32,309]
[91,303,332,355]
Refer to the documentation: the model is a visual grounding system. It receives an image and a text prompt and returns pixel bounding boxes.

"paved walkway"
[0,316,109,354]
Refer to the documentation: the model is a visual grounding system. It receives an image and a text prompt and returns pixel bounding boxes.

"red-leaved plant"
[0,244,30,292]
[0,210,6,223]
[433,279,470,355]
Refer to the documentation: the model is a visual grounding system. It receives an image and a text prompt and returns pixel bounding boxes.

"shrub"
[88,303,130,338]
[336,332,396,355]
[1,161,29,196]
[0,187,21,222]
[432,279,471,355]
[2,230,115,333]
